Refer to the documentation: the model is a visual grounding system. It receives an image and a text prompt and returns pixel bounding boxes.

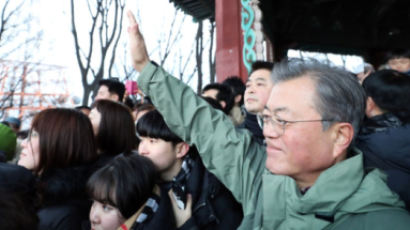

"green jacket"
[138,62,410,229]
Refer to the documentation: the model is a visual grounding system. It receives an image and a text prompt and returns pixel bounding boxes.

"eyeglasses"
[257,113,334,137]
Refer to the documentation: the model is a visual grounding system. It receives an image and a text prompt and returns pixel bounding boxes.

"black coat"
[356,114,410,211]
[142,156,243,230]
[0,163,37,195]
[131,189,176,230]
[0,163,39,230]
[238,110,264,145]
[37,165,92,230]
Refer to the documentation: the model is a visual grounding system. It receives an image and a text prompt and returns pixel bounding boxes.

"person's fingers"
[127,10,146,45]
[168,189,178,210]
[185,194,192,210]
[127,10,137,25]
[127,10,140,35]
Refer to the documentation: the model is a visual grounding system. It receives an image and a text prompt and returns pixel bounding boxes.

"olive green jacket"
[137,62,410,229]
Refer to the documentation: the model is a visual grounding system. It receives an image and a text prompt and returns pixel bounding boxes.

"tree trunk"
[82,86,92,106]
[209,21,216,83]
[70,0,125,106]
[196,21,203,93]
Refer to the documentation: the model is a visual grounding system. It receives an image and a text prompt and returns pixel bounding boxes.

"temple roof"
[260,0,410,63]
[170,0,410,65]
[169,0,215,21]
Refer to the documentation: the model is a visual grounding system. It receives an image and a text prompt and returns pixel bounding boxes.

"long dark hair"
[31,108,97,175]
[92,100,137,155]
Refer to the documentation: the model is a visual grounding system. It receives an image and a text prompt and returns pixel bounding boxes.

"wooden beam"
[215,0,248,83]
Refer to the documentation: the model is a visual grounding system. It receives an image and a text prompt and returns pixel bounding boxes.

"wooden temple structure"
[170,0,410,82]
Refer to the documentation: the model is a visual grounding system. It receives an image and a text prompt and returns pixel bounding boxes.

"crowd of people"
[1,10,410,230]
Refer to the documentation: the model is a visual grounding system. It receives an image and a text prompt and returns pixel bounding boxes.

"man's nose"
[246,85,255,93]
[21,138,28,148]
[138,142,148,155]
[263,122,281,139]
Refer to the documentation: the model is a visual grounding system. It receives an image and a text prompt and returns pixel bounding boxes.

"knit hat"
[4,117,21,128]
[0,123,17,162]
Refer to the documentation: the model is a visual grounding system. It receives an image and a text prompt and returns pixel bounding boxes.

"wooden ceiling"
[260,0,410,65]
[169,0,215,21]
[170,0,410,66]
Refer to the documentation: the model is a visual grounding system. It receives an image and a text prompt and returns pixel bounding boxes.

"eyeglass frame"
[256,112,335,137]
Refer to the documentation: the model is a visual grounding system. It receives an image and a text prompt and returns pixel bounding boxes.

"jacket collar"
[262,148,405,229]
[242,110,264,144]
[40,164,91,205]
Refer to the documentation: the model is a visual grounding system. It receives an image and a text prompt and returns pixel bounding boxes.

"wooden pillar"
[215,0,248,83]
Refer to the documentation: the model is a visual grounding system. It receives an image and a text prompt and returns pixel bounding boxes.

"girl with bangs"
[86,153,157,230]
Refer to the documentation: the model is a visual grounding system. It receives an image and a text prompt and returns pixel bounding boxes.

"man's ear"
[365,97,375,117]
[366,97,384,117]
[219,101,226,109]
[331,122,354,161]
[175,142,190,159]
[234,95,242,104]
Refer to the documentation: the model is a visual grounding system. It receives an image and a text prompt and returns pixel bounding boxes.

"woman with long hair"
[90,100,137,156]
[18,108,98,230]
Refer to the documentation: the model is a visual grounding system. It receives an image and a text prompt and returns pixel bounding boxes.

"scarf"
[170,156,195,209]
[129,194,160,230]
[128,157,194,229]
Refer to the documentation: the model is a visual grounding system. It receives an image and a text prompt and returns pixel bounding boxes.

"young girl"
[87,153,157,230]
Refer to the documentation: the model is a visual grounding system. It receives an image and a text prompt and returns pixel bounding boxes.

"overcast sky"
[29,0,199,100]
[22,0,362,102]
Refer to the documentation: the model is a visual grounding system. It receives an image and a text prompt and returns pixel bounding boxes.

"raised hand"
[127,10,150,72]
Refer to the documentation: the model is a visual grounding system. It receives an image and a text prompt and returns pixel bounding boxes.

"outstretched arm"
[127,10,150,72]
[126,11,266,210]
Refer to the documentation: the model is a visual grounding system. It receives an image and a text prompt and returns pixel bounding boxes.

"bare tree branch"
[178,43,195,81]
[71,0,124,105]
[0,0,44,117]
[0,1,25,43]
[158,12,186,67]
[108,0,125,78]
[160,11,179,66]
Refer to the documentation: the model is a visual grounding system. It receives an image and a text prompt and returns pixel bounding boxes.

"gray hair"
[271,58,366,139]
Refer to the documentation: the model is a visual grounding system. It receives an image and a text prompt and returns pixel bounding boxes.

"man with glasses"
[127,11,410,229]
